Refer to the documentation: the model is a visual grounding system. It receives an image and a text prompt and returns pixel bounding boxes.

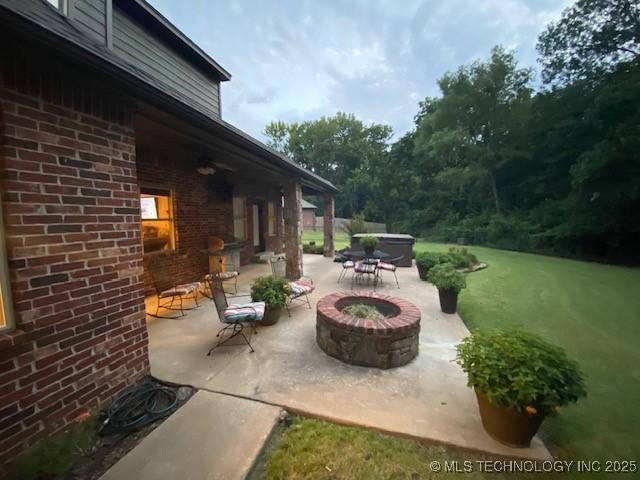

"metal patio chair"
[376,255,403,288]
[337,259,355,282]
[146,261,200,318]
[269,255,316,316]
[205,274,265,354]
[201,254,239,297]
[351,259,379,290]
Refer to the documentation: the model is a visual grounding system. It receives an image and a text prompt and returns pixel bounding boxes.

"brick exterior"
[0,58,149,470]
[137,154,285,295]
[302,208,316,231]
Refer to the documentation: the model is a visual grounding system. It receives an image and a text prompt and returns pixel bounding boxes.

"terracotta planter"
[475,392,544,447]
[416,263,429,280]
[261,306,283,326]
[363,245,375,255]
[437,288,458,313]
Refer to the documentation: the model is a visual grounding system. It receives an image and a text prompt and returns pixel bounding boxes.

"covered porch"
[144,254,551,461]
[133,104,337,298]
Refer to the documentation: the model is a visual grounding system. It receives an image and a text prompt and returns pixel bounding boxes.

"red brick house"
[0,0,336,469]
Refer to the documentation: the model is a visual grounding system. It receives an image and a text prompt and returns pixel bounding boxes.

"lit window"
[233,196,246,241]
[140,187,175,254]
[268,201,276,235]
[0,197,14,331]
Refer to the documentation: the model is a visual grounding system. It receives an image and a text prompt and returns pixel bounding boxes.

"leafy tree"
[538,0,640,86]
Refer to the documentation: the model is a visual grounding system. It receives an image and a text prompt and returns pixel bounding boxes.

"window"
[140,187,175,254]
[232,196,246,241]
[268,201,276,235]
[0,197,14,332]
[46,0,68,15]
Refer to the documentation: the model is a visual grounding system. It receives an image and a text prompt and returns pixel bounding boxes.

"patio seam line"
[190,384,552,462]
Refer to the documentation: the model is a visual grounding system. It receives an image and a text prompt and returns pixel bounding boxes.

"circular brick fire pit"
[316,292,421,369]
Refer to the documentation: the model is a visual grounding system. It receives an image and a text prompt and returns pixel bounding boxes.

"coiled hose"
[100,377,194,435]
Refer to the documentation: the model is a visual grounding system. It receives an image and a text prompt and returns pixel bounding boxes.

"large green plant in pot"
[427,262,466,313]
[251,276,288,325]
[359,235,379,255]
[456,330,586,447]
[415,252,440,280]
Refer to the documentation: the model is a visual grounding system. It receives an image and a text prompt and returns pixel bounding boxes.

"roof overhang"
[0,2,338,195]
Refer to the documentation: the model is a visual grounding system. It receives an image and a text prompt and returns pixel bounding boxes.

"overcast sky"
[150,0,571,141]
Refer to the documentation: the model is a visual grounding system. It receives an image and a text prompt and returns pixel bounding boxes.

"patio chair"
[269,255,316,316]
[146,261,200,318]
[205,275,265,354]
[337,259,354,282]
[201,254,239,297]
[377,255,403,288]
[351,260,378,290]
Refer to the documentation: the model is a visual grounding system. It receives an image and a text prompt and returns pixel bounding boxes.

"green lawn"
[254,417,546,480]
[303,231,640,461]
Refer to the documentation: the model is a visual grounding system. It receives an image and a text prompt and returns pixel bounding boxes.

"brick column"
[283,180,302,279]
[323,193,335,257]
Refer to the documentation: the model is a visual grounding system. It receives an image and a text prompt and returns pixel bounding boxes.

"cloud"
[150,0,571,140]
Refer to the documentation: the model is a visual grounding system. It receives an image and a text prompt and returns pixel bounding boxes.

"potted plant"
[360,235,379,255]
[456,330,586,447]
[415,252,441,280]
[250,276,288,325]
[427,262,466,313]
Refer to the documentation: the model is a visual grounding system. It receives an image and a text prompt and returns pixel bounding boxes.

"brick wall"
[137,153,284,294]
[0,57,149,470]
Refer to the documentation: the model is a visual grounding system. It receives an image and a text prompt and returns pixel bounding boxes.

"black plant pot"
[363,245,375,255]
[438,288,458,314]
[417,264,429,280]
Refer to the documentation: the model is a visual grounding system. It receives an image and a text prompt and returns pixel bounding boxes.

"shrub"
[415,252,440,270]
[344,213,367,236]
[303,243,324,254]
[446,247,478,268]
[360,236,379,249]
[251,276,288,309]
[455,330,587,416]
[342,303,385,320]
[427,262,466,293]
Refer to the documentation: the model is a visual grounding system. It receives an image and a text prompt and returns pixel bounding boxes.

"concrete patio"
[145,254,551,460]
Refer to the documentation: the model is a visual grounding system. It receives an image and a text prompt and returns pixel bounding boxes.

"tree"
[263,113,392,218]
[538,0,640,86]
[413,46,533,214]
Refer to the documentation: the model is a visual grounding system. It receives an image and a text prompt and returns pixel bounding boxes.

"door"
[252,203,265,253]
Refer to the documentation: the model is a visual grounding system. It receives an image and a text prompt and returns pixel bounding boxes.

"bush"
[415,252,440,270]
[455,330,587,416]
[344,213,367,236]
[303,243,324,254]
[445,247,478,268]
[427,262,466,293]
[360,235,379,249]
[251,276,288,309]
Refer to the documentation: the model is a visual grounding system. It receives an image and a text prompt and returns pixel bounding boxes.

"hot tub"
[351,233,415,267]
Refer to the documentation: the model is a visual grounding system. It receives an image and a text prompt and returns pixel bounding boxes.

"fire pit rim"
[316,291,420,335]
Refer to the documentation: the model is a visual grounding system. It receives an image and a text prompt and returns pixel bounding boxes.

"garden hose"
[100,377,194,435]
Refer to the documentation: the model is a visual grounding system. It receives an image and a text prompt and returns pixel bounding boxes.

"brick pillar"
[323,193,335,257]
[283,180,302,279]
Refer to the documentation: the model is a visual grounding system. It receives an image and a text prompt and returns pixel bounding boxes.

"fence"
[314,217,387,233]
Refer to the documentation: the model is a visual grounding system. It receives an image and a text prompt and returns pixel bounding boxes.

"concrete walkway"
[145,255,551,461]
[101,390,282,480]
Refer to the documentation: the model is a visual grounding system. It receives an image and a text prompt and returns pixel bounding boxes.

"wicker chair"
[205,274,265,354]
[269,255,315,316]
[146,261,200,318]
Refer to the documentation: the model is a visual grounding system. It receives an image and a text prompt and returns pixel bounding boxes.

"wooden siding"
[112,6,221,119]
[70,0,107,45]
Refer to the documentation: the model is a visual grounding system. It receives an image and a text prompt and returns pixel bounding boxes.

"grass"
[256,417,548,480]
[304,231,640,461]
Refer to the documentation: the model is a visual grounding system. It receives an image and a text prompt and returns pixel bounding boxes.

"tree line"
[265,0,640,263]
